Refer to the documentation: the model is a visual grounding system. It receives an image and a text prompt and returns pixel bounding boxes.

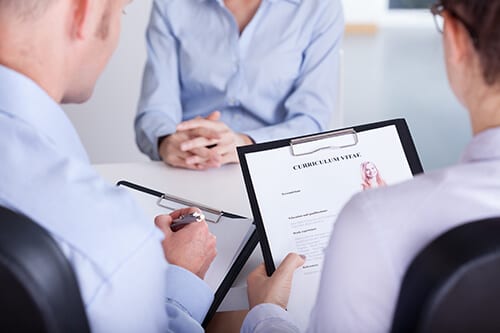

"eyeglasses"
[430,3,479,48]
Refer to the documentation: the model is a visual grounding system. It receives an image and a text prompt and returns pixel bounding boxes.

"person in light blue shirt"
[135,0,344,170]
[0,0,217,332]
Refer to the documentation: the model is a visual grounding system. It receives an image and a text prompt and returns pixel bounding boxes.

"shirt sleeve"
[76,231,214,333]
[306,192,398,333]
[135,0,183,160]
[241,304,300,333]
[165,265,214,332]
[245,0,345,143]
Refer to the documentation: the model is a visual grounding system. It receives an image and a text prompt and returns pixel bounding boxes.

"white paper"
[120,185,255,295]
[244,125,415,331]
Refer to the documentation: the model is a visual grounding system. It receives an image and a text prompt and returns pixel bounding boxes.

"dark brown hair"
[440,0,500,85]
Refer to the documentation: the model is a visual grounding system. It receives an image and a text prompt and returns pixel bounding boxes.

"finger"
[160,131,191,148]
[169,207,201,220]
[187,147,221,164]
[181,137,220,152]
[194,160,222,170]
[274,253,305,279]
[186,127,221,140]
[186,163,211,170]
[207,233,217,260]
[160,137,194,166]
[154,214,173,236]
[164,152,192,165]
[199,244,217,280]
[213,152,239,166]
[193,151,224,168]
[205,110,221,121]
[248,263,268,282]
[177,118,227,132]
[193,163,218,171]
[212,143,235,157]
[208,233,217,252]
[165,157,204,170]
[165,151,212,170]
[185,155,208,166]
[163,148,196,166]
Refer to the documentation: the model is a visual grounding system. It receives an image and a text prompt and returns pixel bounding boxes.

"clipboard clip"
[156,194,223,224]
[290,129,359,157]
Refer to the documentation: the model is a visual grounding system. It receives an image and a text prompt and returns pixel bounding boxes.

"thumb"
[154,214,173,237]
[206,111,221,121]
[274,253,305,279]
[248,263,268,282]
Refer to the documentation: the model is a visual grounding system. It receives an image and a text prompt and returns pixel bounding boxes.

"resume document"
[243,125,416,330]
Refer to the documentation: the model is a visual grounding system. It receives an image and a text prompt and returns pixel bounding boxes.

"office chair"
[391,217,500,333]
[0,206,90,333]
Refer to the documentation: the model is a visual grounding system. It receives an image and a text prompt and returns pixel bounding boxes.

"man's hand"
[247,253,305,309]
[154,207,217,279]
[176,111,253,168]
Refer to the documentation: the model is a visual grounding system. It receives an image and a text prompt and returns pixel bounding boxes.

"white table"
[94,161,262,312]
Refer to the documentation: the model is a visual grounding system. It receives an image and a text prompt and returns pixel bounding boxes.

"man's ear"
[443,12,473,66]
[71,0,90,40]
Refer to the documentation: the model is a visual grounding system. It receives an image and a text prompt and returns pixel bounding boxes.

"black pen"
[170,212,205,231]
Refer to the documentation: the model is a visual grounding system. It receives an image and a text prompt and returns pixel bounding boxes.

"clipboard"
[237,119,423,330]
[116,181,258,327]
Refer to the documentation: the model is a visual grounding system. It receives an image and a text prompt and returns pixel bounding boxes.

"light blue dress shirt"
[242,128,500,332]
[0,65,213,333]
[135,0,344,160]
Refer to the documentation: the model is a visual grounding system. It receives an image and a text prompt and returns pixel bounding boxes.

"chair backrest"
[391,217,500,333]
[0,206,90,333]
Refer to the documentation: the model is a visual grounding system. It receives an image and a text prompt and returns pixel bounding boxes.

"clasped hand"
[159,111,253,170]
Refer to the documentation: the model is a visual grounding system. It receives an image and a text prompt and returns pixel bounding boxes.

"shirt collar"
[460,127,500,163]
[0,65,89,163]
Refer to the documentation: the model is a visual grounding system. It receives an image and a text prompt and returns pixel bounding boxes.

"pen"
[170,212,205,231]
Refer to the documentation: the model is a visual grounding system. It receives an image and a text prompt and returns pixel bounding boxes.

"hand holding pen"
[170,211,205,232]
[154,207,217,279]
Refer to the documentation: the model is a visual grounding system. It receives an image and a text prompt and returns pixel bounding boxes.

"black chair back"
[0,206,90,333]
[391,217,500,333]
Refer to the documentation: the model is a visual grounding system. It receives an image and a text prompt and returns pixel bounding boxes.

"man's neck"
[0,22,65,103]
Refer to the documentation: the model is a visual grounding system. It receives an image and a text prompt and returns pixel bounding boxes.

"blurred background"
[64,0,471,171]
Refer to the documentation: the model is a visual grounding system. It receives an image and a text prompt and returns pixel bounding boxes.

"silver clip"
[290,129,358,157]
[156,194,222,223]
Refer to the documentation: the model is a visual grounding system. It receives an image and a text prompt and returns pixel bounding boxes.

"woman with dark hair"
[244,1,500,332]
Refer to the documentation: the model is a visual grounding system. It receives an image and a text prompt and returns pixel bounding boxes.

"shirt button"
[228,98,240,106]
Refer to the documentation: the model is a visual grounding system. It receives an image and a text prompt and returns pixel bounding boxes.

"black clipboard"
[116,181,259,327]
[238,119,423,276]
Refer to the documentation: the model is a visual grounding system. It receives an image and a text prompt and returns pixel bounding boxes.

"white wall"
[343,0,386,24]
[343,0,435,28]
[64,0,153,163]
